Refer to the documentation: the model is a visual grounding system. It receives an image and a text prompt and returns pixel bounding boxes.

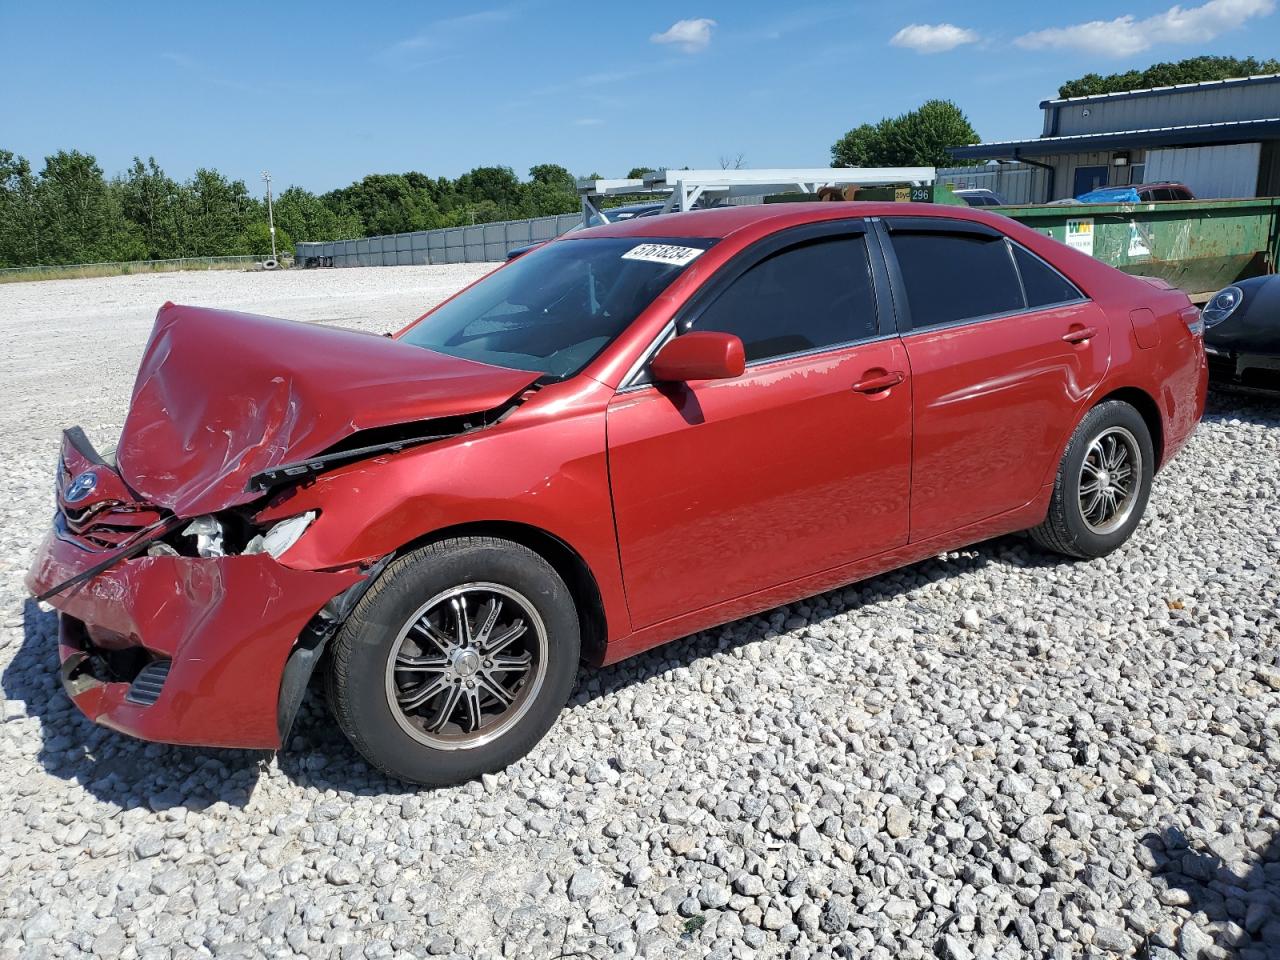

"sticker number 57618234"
[621,243,705,267]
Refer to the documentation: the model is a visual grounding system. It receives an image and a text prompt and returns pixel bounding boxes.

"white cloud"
[386,8,513,61]
[1015,0,1275,57]
[650,18,717,53]
[890,23,980,54]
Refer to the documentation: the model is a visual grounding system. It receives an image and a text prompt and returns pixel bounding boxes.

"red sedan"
[27,203,1207,785]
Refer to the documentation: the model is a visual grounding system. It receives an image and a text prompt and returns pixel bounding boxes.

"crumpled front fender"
[27,530,363,749]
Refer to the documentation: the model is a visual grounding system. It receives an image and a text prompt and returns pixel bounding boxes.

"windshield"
[401,236,715,378]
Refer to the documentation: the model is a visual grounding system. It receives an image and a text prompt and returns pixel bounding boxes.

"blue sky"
[2,0,1278,195]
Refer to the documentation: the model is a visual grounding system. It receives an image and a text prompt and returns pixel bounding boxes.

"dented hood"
[117,304,539,516]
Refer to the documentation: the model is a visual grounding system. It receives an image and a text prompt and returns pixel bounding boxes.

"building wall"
[1033,150,1150,201]
[936,163,1050,205]
[1047,78,1280,137]
[1144,143,1262,198]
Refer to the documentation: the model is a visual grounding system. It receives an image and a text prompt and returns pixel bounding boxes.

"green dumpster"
[998,197,1280,300]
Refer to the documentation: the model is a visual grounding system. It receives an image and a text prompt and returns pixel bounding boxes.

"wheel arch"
[1091,385,1165,470]
[390,520,610,667]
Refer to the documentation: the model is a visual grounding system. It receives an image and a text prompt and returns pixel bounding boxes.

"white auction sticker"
[621,243,705,267]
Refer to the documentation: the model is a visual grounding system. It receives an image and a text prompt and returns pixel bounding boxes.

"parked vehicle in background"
[27,203,1207,786]
[506,202,669,259]
[954,188,1005,207]
[1076,182,1196,203]
[1202,276,1280,390]
[584,201,668,227]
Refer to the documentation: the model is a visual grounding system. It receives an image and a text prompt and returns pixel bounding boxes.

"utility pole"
[261,170,277,263]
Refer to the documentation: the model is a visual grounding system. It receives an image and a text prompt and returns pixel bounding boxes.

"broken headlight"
[249,511,317,559]
[182,516,226,557]
[165,511,318,560]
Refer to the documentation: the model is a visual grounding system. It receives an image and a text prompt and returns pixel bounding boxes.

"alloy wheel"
[1078,426,1142,535]
[384,582,548,750]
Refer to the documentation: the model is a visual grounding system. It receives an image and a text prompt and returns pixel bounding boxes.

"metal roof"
[1038,72,1280,109]
[948,116,1280,160]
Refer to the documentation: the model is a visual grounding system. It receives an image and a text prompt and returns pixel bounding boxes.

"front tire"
[1030,400,1155,559]
[326,537,580,786]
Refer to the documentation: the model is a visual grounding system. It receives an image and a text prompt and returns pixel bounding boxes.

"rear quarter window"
[1011,243,1085,308]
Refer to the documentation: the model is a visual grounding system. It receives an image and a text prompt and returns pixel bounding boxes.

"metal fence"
[936,163,1050,206]
[296,168,1051,270]
[295,213,584,268]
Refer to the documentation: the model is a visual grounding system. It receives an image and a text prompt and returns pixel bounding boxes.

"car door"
[880,218,1111,543]
[606,222,912,629]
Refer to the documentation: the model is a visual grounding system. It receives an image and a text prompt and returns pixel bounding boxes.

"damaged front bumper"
[25,430,366,750]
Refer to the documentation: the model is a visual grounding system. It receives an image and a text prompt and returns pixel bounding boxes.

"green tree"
[242,220,294,257]
[0,150,40,266]
[522,180,579,217]
[116,157,185,260]
[322,173,443,236]
[35,150,143,263]
[454,166,522,207]
[274,185,362,243]
[1058,55,1280,98]
[183,168,258,256]
[528,163,576,193]
[830,124,880,168]
[831,100,979,168]
[626,166,658,180]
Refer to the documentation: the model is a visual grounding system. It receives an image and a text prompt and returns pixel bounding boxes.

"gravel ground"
[1,266,1278,960]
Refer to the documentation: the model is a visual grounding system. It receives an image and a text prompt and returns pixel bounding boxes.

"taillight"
[1180,305,1204,337]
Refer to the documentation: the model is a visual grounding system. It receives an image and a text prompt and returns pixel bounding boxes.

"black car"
[1202,276,1280,390]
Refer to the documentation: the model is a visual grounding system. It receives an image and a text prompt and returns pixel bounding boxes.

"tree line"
[0,151,592,268]
[1056,55,1280,99]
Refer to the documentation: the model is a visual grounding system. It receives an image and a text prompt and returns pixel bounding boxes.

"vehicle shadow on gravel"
[9,533,1073,802]
[565,531,1068,709]
[5,599,268,811]
[1139,826,1280,957]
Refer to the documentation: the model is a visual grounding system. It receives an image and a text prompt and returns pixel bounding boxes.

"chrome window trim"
[617,321,677,391]
[895,296,1092,339]
[884,224,1091,335]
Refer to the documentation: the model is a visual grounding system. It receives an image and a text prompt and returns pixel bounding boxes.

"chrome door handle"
[1062,326,1097,344]
[851,371,904,393]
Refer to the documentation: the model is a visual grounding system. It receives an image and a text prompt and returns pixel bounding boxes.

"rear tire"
[1030,400,1155,559]
[326,537,580,786]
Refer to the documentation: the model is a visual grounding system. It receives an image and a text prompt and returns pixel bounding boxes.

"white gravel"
[1,266,1278,960]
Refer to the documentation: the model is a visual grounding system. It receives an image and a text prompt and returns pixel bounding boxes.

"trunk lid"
[116,304,539,516]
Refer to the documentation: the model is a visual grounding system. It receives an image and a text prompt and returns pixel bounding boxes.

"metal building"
[948,73,1280,202]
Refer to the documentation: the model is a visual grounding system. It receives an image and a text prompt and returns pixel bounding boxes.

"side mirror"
[651,331,746,383]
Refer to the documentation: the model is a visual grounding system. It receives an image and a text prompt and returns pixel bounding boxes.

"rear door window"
[691,234,878,363]
[1011,243,1084,308]
[888,229,1024,329]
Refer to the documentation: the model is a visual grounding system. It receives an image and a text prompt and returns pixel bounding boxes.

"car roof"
[577,202,1004,240]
